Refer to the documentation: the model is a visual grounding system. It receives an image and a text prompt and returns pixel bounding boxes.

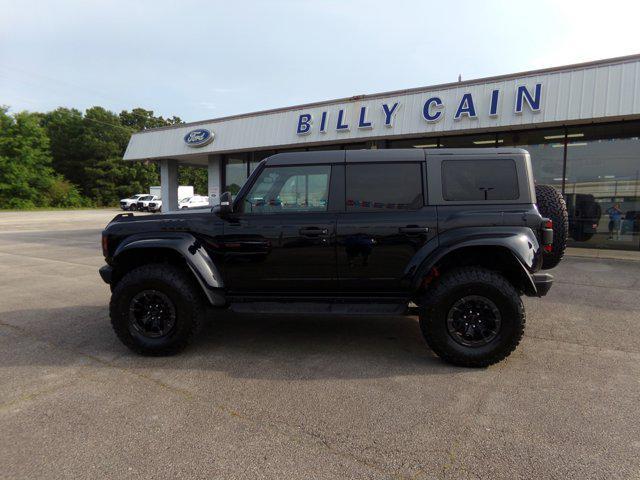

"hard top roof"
[264,148,529,166]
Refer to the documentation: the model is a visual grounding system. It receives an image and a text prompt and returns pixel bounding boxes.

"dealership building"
[124,54,640,251]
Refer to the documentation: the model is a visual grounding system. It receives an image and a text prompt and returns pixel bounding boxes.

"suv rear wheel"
[110,263,204,355]
[419,267,525,367]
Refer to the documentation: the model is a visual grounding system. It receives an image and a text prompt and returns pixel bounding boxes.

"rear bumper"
[532,272,553,296]
[99,265,113,284]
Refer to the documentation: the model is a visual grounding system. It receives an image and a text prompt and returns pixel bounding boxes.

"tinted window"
[241,165,330,214]
[442,159,519,201]
[346,163,423,211]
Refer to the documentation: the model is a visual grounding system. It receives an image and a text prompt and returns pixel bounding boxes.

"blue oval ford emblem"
[184,128,214,148]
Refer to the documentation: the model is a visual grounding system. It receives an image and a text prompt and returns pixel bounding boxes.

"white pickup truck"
[134,195,159,211]
[119,194,146,211]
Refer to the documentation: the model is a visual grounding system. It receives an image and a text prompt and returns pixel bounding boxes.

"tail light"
[541,218,554,252]
[101,234,109,257]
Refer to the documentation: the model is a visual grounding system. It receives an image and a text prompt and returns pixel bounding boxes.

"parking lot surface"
[1,209,639,479]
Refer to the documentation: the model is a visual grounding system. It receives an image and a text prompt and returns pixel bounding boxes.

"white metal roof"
[124,54,640,163]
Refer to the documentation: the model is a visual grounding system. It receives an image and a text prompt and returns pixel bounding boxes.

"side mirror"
[219,191,233,215]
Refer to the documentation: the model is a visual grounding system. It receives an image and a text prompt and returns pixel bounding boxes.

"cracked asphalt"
[1,209,639,479]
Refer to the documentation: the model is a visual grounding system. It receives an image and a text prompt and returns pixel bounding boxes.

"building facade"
[124,54,640,251]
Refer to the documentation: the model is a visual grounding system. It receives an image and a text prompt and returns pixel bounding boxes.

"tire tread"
[109,263,203,356]
[419,267,525,367]
[535,184,568,270]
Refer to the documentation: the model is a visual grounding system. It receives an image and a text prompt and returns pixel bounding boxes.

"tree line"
[0,106,208,209]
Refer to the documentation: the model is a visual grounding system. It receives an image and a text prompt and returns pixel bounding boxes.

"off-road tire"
[110,263,204,355]
[535,184,568,269]
[419,267,525,368]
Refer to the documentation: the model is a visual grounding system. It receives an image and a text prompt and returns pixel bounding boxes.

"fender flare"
[410,228,541,295]
[112,232,226,306]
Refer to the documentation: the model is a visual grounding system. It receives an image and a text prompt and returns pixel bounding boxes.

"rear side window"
[346,163,423,211]
[442,159,519,201]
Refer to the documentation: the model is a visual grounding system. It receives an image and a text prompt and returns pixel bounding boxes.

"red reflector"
[545,219,553,229]
[544,245,553,253]
[101,235,109,256]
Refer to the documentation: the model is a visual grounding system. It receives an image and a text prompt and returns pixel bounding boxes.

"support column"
[160,159,178,212]
[207,154,222,205]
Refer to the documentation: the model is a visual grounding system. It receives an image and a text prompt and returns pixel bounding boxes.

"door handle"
[299,227,328,236]
[399,226,429,234]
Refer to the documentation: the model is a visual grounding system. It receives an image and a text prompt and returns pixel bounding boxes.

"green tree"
[4,105,190,208]
[178,166,208,195]
[0,108,84,208]
[119,108,182,131]
[42,108,86,189]
[81,107,159,205]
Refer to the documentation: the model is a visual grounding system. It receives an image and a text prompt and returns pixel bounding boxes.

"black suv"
[99,148,567,367]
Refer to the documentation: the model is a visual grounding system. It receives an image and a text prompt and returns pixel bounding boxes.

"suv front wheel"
[110,263,204,355]
[419,267,525,367]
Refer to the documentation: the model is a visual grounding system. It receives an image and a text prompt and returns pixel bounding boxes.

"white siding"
[124,56,640,161]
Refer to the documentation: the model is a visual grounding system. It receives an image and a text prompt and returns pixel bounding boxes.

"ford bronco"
[99,148,568,367]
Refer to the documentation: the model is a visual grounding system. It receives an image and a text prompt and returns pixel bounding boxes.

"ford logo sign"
[184,128,214,148]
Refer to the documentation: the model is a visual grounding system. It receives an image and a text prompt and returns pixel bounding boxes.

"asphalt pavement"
[0,209,639,479]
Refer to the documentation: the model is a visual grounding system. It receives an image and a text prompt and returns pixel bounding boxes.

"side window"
[346,163,423,211]
[241,165,331,214]
[442,159,519,201]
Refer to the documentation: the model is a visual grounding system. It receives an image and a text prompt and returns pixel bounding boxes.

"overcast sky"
[2,0,640,122]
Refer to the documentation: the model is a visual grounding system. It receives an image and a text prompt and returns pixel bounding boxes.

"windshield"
[179,197,191,203]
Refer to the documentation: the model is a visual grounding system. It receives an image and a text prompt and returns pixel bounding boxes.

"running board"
[229,301,408,316]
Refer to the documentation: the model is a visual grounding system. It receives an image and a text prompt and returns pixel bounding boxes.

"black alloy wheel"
[446,295,502,347]
[128,290,176,338]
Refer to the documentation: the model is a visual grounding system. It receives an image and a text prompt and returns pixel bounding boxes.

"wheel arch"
[413,240,539,298]
[111,234,226,306]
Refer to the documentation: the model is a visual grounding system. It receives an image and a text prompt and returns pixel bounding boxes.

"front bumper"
[99,265,113,284]
[532,272,553,296]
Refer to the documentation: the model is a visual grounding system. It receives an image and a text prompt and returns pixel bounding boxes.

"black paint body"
[100,148,551,307]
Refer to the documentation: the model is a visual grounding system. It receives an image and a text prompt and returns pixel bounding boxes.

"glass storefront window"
[250,150,275,174]
[564,123,640,250]
[224,154,248,196]
[342,143,368,150]
[217,120,640,251]
[387,137,439,149]
[500,128,565,191]
[439,133,497,148]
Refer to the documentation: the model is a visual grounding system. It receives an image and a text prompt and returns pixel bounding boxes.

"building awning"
[124,54,640,164]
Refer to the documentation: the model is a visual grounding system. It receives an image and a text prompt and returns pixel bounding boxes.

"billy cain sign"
[296,83,542,135]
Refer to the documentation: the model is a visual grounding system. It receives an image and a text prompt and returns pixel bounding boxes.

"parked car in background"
[178,195,210,209]
[147,199,162,213]
[120,194,146,211]
[135,195,159,211]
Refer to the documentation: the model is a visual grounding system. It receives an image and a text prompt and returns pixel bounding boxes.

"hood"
[105,207,219,227]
